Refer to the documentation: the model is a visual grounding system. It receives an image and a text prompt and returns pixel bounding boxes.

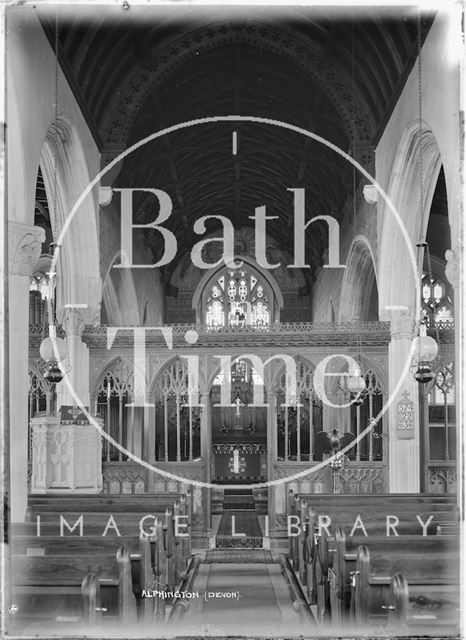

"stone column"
[388,309,420,492]
[266,391,276,523]
[200,391,212,530]
[8,222,45,522]
[55,307,95,409]
[444,249,461,502]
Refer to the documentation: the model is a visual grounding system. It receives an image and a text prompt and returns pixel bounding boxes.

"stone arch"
[339,235,379,322]
[101,251,140,325]
[378,122,443,319]
[39,114,101,323]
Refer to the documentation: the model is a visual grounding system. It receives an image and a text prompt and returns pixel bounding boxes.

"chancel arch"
[378,123,443,316]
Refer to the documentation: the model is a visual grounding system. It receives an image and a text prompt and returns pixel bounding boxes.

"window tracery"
[204,266,271,327]
[348,369,384,461]
[422,273,454,326]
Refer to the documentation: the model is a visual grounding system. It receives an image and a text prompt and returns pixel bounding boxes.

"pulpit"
[30,406,102,494]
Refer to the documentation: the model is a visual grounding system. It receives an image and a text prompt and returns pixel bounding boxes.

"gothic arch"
[339,235,379,322]
[378,122,443,318]
[90,356,134,406]
[40,114,101,323]
[102,252,140,325]
[149,356,192,399]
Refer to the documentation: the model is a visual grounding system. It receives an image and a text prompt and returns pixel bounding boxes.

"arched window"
[95,360,134,461]
[422,273,454,327]
[348,370,384,461]
[427,362,455,461]
[203,266,272,327]
[275,360,322,462]
[154,360,201,462]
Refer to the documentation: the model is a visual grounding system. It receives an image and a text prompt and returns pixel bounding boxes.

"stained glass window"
[421,273,454,326]
[204,266,271,327]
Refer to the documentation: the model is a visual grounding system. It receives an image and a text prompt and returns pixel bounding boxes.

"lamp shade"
[347,371,366,394]
[412,334,438,364]
[39,336,68,363]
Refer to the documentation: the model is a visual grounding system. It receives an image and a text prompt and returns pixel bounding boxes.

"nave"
[7,486,460,637]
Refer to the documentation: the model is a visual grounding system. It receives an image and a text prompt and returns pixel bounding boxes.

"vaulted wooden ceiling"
[38,5,433,287]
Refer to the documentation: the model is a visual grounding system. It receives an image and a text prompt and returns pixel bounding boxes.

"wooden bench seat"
[387,573,460,633]
[353,544,460,630]
[12,554,118,585]
[27,493,186,512]
[328,528,459,624]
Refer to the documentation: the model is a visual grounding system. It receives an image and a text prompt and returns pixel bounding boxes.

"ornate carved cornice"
[81,321,391,349]
[9,222,45,276]
[213,443,267,455]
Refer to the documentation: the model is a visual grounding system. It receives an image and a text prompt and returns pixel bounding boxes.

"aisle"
[215,488,263,548]
[180,559,315,637]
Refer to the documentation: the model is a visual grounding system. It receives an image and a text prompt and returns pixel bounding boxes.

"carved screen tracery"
[28,366,52,478]
[154,359,201,462]
[427,362,455,461]
[95,360,134,461]
[348,370,384,461]
[275,360,322,461]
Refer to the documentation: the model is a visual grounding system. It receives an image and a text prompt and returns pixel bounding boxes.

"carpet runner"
[216,489,263,548]
[205,549,273,563]
[222,488,255,510]
[222,495,255,510]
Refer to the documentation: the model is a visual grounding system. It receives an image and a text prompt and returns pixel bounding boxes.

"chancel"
[4,3,462,638]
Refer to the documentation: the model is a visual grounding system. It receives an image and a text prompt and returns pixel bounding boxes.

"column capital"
[390,308,416,341]
[8,221,45,276]
[56,306,100,337]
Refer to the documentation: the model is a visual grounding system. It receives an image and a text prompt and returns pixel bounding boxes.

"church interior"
[4,2,463,637]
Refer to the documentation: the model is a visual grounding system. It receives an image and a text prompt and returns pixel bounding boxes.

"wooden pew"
[352,544,460,631]
[286,492,458,624]
[81,506,194,626]
[329,528,459,626]
[11,493,192,628]
[386,572,460,634]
